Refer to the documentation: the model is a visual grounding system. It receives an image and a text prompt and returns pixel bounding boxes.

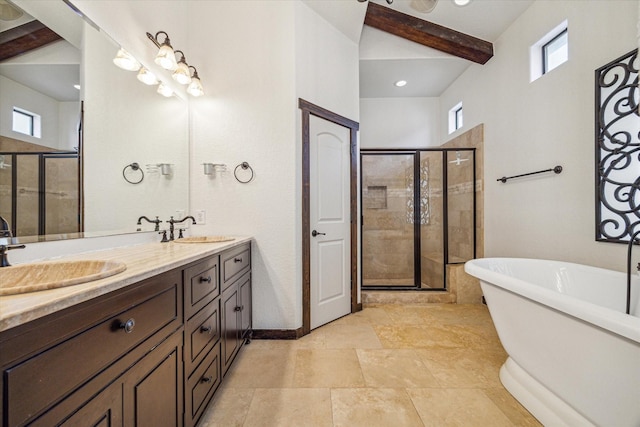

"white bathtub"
[465,258,640,427]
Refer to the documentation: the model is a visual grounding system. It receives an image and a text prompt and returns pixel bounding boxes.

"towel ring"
[123,162,144,184]
[234,162,254,184]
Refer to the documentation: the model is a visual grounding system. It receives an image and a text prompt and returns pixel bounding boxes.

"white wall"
[439,0,639,271]
[186,1,360,330]
[360,97,440,148]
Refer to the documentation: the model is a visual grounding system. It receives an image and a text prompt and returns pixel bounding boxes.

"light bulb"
[187,77,204,97]
[113,48,141,71]
[137,67,159,85]
[155,45,177,71]
[157,83,174,97]
[172,61,191,85]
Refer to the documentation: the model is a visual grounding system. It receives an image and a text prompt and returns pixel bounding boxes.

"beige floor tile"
[293,349,366,388]
[373,324,471,349]
[331,306,394,326]
[356,349,440,388]
[407,388,513,427]
[416,346,506,388]
[483,388,543,426]
[243,388,333,427]
[331,388,425,427]
[224,347,296,388]
[198,386,254,427]
[321,323,383,349]
[378,304,441,326]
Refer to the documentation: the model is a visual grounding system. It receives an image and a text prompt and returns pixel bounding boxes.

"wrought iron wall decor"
[595,49,639,244]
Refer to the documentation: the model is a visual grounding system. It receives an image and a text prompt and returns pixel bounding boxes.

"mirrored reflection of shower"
[361,149,476,290]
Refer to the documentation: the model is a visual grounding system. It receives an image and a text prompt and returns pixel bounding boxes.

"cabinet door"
[221,284,240,375]
[59,382,123,427]
[239,272,252,340]
[123,333,183,427]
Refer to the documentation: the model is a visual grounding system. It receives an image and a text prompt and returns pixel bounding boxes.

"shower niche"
[361,149,476,290]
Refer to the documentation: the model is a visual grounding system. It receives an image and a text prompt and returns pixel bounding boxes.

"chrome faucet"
[626,229,640,314]
[137,215,161,231]
[166,216,197,241]
[0,215,25,267]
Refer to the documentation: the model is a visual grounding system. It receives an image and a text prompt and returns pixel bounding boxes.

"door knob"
[311,230,326,237]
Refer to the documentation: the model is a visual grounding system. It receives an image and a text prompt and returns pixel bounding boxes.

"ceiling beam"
[364,2,493,65]
[0,21,62,62]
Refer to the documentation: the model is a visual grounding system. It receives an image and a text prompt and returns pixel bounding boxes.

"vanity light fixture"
[147,31,178,71]
[395,80,407,87]
[187,66,204,97]
[172,51,191,85]
[453,0,471,6]
[157,82,174,97]
[113,47,141,71]
[137,67,159,85]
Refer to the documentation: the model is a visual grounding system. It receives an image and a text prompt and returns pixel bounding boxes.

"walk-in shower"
[361,149,476,290]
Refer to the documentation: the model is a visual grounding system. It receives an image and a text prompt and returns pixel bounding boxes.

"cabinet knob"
[234,306,242,312]
[201,376,213,383]
[234,257,243,263]
[200,275,212,284]
[119,318,135,334]
[200,325,212,333]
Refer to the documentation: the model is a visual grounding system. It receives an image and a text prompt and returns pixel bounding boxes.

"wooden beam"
[364,2,493,65]
[0,21,62,62]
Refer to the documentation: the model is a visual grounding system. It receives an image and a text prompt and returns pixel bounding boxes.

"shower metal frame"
[360,148,477,291]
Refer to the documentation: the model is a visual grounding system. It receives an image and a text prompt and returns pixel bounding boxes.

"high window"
[530,20,568,82]
[12,107,41,138]
[448,102,463,134]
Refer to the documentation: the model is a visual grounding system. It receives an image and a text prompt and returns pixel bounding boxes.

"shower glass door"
[361,153,417,288]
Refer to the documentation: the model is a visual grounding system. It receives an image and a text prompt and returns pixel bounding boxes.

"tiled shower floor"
[198,304,541,426]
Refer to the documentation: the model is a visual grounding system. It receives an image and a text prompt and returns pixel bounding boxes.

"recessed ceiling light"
[453,0,471,6]
[394,80,407,87]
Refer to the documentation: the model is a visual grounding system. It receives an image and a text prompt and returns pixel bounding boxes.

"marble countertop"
[0,236,252,332]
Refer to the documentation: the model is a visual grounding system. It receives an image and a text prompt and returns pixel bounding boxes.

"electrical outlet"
[196,209,206,225]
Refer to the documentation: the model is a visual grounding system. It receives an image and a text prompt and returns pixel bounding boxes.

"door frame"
[299,98,360,336]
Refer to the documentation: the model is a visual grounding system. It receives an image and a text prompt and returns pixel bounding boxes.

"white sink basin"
[0,260,127,296]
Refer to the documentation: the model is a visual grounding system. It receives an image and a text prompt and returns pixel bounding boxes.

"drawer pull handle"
[200,325,212,333]
[201,376,213,384]
[200,276,212,284]
[234,306,242,312]
[119,318,135,334]
[234,257,243,263]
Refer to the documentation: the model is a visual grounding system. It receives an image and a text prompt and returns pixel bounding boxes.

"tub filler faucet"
[0,215,25,267]
[166,216,197,241]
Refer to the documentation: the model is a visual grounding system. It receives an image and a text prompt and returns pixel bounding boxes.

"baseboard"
[353,302,363,312]
[252,327,304,340]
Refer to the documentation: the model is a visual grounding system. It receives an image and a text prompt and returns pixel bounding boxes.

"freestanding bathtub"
[465,258,640,427]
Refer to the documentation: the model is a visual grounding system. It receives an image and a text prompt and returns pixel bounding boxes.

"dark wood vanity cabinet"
[0,242,252,427]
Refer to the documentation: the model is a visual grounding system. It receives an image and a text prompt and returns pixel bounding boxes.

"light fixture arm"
[146,31,171,48]
[188,65,199,79]
[174,50,187,64]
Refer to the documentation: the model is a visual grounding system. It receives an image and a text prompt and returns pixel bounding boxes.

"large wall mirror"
[0,0,189,242]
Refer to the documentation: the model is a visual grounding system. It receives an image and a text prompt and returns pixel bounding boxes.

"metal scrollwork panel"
[595,49,639,243]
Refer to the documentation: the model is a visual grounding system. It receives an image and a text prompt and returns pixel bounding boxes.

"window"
[448,102,463,134]
[12,107,41,138]
[543,29,568,74]
[530,20,568,82]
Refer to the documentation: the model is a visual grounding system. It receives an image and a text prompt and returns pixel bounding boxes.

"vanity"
[0,238,252,427]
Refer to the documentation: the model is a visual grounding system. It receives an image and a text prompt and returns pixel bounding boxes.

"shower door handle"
[311,230,326,237]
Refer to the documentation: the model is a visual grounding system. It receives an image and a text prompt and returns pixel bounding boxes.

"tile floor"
[199,304,542,426]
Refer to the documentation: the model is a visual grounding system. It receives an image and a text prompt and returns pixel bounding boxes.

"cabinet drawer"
[184,255,219,319]
[186,300,220,369]
[186,343,221,426]
[221,244,250,290]
[5,283,179,427]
